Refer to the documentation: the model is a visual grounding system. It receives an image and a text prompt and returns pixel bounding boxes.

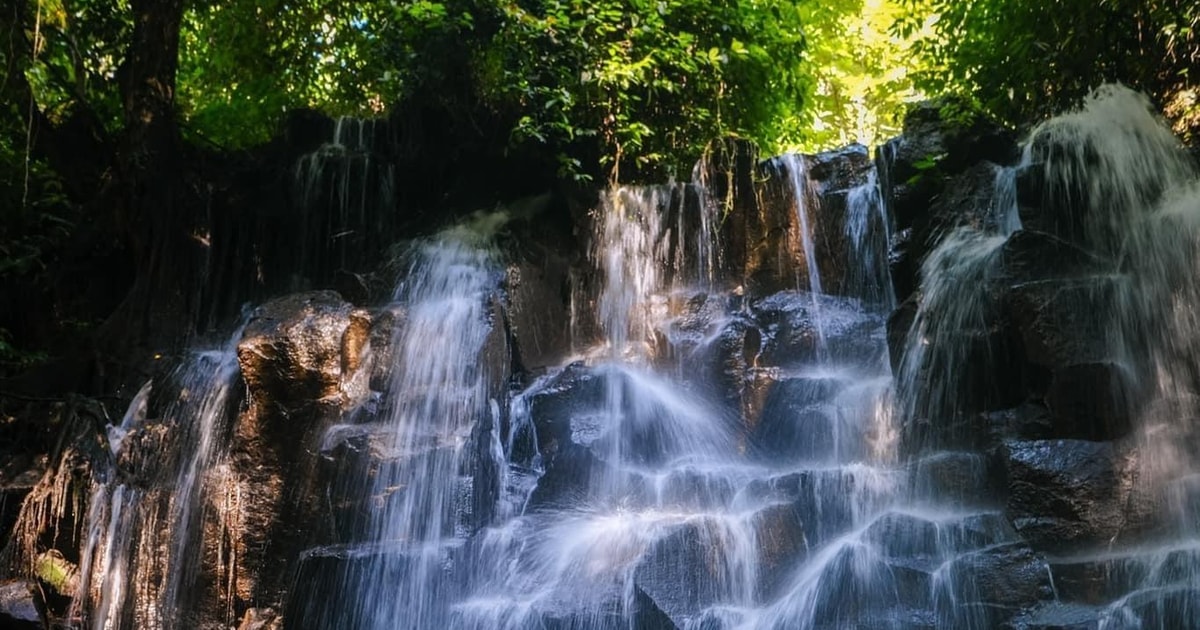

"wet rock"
[113,422,176,487]
[680,310,761,417]
[698,137,767,291]
[238,607,282,630]
[633,519,749,623]
[480,296,514,400]
[750,293,818,366]
[506,258,572,370]
[886,295,918,375]
[998,274,1139,441]
[877,100,1019,301]
[1047,553,1152,605]
[230,292,379,619]
[888,227,919,304]
[284,542,461,630]
[1007,601,1105,630]
[1048,545,1200,617]
[0,581,40,629]
[1043,362,1136,441]
[365,305,402,391]
[526,443,603,511]
[798,541,924,626]
[806,144,875,191]
[984,403,1057,440]
[864,511,1015,563]
[745,468,895,548]
[237,290,373,414]
[880,99,1019,223]
[751,376,843,462]
[1002,277,1117,370]
[1121,585,1200,629]
[527,363,607,457]
[332,270,370,306]
[939,542,1055,623]
[536,584,678,630]
[751,292,885,367]
[752,145,877,298]
[752,503,808,598]
[995,231,1106,284]
[908,451,1002,504]
[33,549,79,596]
[1004,439,1151,552]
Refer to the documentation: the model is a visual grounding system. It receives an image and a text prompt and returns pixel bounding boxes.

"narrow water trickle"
[774,154,829,354]
[74,328,245,630]
[292,117,396,286]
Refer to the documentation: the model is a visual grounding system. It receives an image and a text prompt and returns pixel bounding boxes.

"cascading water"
[292,117,396,286]
[295,225,505,629]
[772,154,829,352]
[894,84,1200,629]
[438,152,903,630]
[73,328,244,630]
[1021,85,1200,628]
[25,83,1200,630]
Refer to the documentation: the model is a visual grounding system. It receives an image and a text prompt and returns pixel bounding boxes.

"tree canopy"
[3,0,1200,372]
[895,0,1200,140]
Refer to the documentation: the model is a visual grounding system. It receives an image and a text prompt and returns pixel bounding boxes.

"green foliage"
[11,0,938,176]
[792,0,925,151]
[0,114,74,371]
[9,0,126,129]
[174,0,878,177]
[895,0,1200,138]
[469,0,811,179]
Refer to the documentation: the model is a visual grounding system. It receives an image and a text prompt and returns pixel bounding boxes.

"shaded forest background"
[1,0,1197,390]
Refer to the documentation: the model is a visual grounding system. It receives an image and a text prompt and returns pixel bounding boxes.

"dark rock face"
[878,101,1020,303]
[1004,439,1150,552]
[506,259,573,371]
[751,503,808,599]
[755,145,876,298]
[230,290,376,616]
[237,290,373,415]
[527,362,607,458]
[0,580,41,629]
[633,521,744,623]
[694,137,883,297]
[536,585,679,630]
[938,542,1055,625]
[699,138,767,291]
[752,376,844,462]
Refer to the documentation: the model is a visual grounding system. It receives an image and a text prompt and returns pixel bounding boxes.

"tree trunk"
[97,0,199,375]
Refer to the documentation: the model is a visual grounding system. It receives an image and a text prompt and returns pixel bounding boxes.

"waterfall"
[73,329,244,630]
[292,116,396,286]
[25,84,1200,630]
[894,84,1200,628]
[431,151,900,629]
[845,168,897,308]
[1030,86,1200,627]
[773,154,829,354]
[293,226,505,628]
